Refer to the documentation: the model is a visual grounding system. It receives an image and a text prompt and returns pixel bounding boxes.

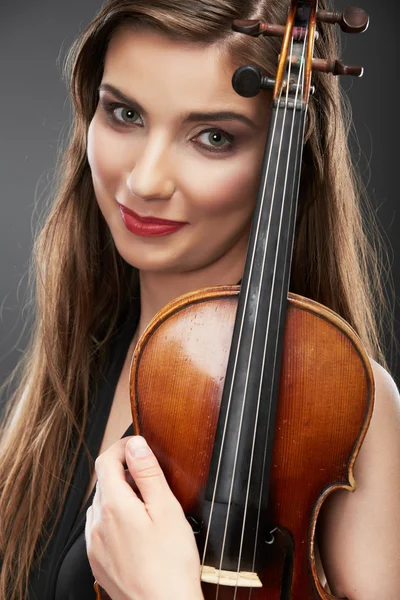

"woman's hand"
[85,436,204,600]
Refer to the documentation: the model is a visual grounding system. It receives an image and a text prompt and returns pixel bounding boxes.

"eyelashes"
[100,100,142,127]
[192,130,234,154]
[99,99,236,155]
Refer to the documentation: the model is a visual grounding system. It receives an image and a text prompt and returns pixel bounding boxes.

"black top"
[28,311,138,599]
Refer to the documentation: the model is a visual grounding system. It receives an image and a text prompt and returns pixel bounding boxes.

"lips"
[118,203,187,237]
[119,203,186,226]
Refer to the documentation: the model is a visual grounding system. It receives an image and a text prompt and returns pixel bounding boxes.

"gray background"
[1,1,399,391]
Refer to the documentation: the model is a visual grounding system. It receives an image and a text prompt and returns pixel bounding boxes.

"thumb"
[125,436,173,508]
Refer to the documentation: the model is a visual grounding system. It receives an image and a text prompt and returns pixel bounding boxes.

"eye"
[113,106,142,125]
[195,129,234,152]
[100,99,143,127]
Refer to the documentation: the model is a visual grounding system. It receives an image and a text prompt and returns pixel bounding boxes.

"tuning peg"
[232,65,275,98]
[286,55,363,77]
[232,19,317,41]
[317,6,369,34]
[312,58,363,77]
[232,19,281,37]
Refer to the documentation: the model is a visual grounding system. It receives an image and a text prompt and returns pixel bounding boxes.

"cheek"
[180,149,263,219]
[87,113,129,194]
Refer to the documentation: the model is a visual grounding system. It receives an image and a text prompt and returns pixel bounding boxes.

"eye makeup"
[98,96,238,155]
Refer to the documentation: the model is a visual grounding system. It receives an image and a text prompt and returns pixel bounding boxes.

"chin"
[111,230,222,275]
[114,242,179,273]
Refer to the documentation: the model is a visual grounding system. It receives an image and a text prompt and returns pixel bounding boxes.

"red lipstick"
[118,204,187,237]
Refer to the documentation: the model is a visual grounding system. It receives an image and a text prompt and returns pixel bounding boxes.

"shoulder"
[350,357,400,494]
[318,358,400,599]
[360,358,400,473]
[369,358,400,419]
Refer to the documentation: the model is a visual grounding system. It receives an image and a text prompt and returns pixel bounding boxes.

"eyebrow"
[98,83,258,130]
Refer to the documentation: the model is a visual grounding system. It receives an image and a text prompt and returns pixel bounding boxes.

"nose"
[126,136,176,201]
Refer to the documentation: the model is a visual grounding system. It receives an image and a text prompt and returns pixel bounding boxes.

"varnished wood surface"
[304,0,318,101]
[129,288,373,599]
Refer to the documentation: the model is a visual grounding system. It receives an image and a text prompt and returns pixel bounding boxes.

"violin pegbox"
[232,2,369,101]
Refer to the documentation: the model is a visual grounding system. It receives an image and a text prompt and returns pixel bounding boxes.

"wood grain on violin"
[129,288,373,599]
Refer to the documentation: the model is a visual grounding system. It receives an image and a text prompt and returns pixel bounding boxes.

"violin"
[95,2,373,598]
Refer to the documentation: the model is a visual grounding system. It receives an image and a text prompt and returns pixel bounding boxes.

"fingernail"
[127,436,151,458]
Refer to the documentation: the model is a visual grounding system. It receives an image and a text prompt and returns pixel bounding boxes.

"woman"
[0,0,399,598]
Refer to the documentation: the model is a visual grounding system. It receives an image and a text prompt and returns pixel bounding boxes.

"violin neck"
[207,100,307,525]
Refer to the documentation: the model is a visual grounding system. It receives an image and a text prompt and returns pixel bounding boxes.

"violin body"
[129,286,374,599]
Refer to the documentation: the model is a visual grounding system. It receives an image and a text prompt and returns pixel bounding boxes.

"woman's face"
[87,27,271,277]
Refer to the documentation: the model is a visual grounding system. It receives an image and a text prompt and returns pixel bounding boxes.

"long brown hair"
[0,0,390,597]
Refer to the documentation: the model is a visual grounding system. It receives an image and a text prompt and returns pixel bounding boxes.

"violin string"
[201,19,309,600]
[232,35,302,599]
[229,33,308,600]
[248,30,309,600]
[206,99,283,597]
[200,78,282,598]
[199,47,284,586]
[213,31,305,600]
[213,74,285,594]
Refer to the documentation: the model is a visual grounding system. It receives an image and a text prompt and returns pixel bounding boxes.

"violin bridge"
[200,566,263,587]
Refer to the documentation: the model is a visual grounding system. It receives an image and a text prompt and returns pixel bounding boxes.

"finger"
[91,481,101,522]
[124,468,141,497]
[95,437,141,506]
[85,504,100,564]
[85,505,103,584]
[85,505,93,541]
[125,436,178,513]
